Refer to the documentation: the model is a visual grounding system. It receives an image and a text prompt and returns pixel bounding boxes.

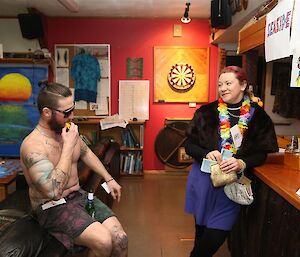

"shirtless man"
[20,82,128,257]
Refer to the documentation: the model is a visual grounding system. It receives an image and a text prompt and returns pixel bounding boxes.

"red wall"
[46,18,218,170]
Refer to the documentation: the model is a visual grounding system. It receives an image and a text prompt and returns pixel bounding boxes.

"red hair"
[220,66,247,84]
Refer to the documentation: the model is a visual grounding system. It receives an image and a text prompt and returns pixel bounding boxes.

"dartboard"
[168,63,196,91]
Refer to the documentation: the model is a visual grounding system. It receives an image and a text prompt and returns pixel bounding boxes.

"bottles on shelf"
[85,191,95,218]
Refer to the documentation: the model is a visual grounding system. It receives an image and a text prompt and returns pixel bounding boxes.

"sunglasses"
[49,104,75,118]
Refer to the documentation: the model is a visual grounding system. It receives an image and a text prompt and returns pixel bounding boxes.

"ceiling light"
[57,0,79,13]
[181,3,191,24]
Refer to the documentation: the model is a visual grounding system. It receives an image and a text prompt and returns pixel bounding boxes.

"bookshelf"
[102,121,144,177]
[75,119,145,177]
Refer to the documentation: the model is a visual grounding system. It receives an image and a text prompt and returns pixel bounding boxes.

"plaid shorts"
[34,189,115,250]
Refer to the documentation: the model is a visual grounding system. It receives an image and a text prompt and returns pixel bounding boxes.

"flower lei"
[218,96,251,154]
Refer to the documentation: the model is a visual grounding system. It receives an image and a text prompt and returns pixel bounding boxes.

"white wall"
[264,62,300,136]
[0,18,40,53]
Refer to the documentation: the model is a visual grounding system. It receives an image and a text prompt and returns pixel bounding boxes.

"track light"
[181,3,191,24]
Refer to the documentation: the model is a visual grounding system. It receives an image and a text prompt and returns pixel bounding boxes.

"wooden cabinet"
[228,157,300,257]
[228,176,300,257]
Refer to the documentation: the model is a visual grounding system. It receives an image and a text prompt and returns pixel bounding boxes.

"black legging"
[190,224,229,257]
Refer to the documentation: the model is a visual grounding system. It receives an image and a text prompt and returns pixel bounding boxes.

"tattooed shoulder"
[80,140,89,157]
[23,152,47,169]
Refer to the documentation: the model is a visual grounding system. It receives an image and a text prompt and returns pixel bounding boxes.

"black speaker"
[18,13,44,39]
[211,0,232,29]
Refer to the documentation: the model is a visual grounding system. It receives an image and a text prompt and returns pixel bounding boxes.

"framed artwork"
[0,65,48,157]
[154,46,210,103]
[127,58,143,78]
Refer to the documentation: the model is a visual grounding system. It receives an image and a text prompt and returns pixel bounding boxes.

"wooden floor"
[112,171,231,257]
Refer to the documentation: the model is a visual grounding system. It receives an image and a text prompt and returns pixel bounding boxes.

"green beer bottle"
[85,191,95,218]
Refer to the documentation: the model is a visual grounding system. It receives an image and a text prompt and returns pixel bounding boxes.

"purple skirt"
[185,163,240,231]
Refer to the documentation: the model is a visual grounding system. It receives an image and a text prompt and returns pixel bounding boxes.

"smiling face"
[218,72,247,104]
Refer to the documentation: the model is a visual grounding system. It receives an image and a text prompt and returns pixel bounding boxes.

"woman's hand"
[219,157,242,174]
[206,150,222,164]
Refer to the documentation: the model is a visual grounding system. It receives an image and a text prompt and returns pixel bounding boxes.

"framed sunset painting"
[0,64,48,157]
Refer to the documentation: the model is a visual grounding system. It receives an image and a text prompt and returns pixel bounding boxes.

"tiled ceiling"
[0,0,211,19]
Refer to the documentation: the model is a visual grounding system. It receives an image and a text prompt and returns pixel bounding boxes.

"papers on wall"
[100,114,128,130]
[290,0,300,51]
[90,79,109,115]
[56,48,69,67]
[290,49,300,88]
[75,100,88,110]
[99,59,109,78]
[265,0,293,62]
[95,97,109,115]
[119,80,149,121]
[55,68,69,87]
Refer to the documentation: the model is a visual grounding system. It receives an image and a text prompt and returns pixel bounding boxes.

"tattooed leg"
[111,225,128,257]
[102,217,128,257]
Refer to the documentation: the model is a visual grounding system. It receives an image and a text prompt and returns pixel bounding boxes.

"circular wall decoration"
[168,63,196,91]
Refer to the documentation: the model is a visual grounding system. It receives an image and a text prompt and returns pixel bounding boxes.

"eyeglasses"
[49,104,75,118]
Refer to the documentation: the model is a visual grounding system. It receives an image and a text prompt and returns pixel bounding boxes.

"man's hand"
[61,122,79,149]
[107,179,122,202]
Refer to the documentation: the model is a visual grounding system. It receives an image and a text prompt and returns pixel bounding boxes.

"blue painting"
[0,65,48,157]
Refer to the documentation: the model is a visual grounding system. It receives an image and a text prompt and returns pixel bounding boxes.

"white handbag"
[224,176,254,205]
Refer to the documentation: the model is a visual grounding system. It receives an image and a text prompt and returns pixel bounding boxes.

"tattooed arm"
[22,151,70,200]
[79,138,122,202]
[79,138,111,181]
[21,127,78,201]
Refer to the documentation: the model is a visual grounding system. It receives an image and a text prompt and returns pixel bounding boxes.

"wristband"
[106,178,114,183]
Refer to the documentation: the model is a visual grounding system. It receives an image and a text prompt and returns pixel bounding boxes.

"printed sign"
[265,0,293,62]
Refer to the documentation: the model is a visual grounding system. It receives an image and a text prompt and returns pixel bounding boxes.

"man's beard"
[48,115,64,134]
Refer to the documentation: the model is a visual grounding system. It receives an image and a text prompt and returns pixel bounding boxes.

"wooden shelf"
[120,172,143,177]
[0,58,51,65]
[120,147,143,151]
[238,16,266,54]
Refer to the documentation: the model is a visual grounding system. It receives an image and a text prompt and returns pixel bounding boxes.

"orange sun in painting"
[0,73,32,102]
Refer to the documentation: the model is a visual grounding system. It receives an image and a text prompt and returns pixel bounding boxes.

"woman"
[185,66,278,257]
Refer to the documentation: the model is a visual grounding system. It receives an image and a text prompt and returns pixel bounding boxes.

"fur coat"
[186,100,279,161]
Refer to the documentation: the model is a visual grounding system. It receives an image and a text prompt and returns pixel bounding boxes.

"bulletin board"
[55,44,110,117]
[154,46,210,103]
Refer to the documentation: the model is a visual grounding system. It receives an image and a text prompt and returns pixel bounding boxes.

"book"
[139,125,144,148]
[127,125,140,148]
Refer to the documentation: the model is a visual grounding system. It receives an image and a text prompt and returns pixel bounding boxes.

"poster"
[290,49,300,88]
[265,0,293,62]
[290,0,300,50]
